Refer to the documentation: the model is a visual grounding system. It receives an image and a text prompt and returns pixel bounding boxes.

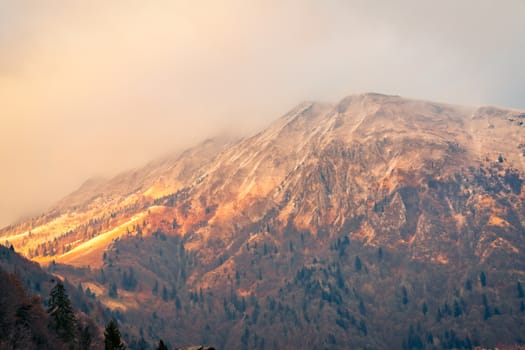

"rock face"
[2,93,525,349]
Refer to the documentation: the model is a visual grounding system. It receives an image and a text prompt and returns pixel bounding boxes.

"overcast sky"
[1,0,524,227]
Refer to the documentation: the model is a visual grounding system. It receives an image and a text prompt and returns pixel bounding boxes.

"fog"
[1,0,524,227]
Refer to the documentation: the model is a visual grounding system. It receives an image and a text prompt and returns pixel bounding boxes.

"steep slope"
[0,137,233,267]
[2,93,525,349]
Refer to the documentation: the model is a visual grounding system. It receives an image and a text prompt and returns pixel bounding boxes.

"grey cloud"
[0,0,524,227]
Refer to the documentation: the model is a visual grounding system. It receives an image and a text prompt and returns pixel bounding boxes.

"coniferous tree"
[77,317,100,350]
[47,280,76,342]
[465,279,472,291]
[135,336,148,350]
[482,294,491,320]
[479,271,487,287]
[109,282,118,298]
[377,247,383,260]
[355,256,362,271]
[104,319,125,350]
[162,285,169,302]
[453,300,462,317]
[78,324,92,350]
[517,281,524,298]
[121,267,138,291]
[157,339,169,350]
[422,302,428,315]
[152,280,159,295]
[402,286,409,305]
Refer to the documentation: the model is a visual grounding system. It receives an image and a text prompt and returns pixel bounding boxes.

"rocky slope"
[2,93,525,349]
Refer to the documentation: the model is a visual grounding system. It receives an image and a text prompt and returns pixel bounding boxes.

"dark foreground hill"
[0,245,105,349]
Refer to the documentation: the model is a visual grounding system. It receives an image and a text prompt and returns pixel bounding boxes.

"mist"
[1,0,524,227]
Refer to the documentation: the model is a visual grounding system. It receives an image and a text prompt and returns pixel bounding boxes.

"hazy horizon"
[1,0,525,227]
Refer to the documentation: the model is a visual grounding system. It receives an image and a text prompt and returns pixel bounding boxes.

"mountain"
[2,93,525,349]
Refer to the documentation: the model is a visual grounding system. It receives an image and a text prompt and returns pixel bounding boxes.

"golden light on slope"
[55,212,148,268]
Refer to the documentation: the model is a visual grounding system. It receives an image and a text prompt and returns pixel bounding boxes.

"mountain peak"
[2,94,525,348]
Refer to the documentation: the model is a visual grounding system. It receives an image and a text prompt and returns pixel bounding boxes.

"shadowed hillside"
[0,245,105,349]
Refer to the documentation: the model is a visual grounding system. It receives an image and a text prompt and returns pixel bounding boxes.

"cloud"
[0,0,524,226]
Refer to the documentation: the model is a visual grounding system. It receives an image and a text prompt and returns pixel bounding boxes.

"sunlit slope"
[3,93,525,348]
[2,93,525,269]
[0,138,232,266]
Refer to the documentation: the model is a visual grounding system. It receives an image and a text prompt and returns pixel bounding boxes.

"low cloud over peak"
[1,0,524,227]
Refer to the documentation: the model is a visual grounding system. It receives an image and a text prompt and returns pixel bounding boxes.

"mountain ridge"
[2,93,525,348]
[3,92,525,266]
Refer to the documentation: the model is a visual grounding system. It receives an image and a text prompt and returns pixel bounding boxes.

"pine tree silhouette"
[157,339,169,350]
[47,280,76,342]
[104,319,126,350]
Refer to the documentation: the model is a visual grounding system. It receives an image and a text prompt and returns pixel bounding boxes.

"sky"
[1,0,524,227]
